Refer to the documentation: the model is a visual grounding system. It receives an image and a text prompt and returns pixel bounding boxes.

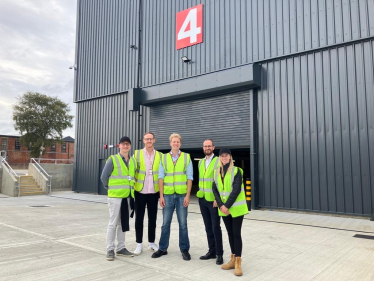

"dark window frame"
[61,142,67,153]
[15,139,21,150]
[51,142,56,152]
[1,138,8,150]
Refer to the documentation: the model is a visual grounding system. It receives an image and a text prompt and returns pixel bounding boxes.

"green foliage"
[13,92,73,157]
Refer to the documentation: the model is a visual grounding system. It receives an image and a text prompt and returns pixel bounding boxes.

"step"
[20,184,39,188]
[20,191,46,196]
[20,188,43,192]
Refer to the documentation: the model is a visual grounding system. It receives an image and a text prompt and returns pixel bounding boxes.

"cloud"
[0,0,76,137]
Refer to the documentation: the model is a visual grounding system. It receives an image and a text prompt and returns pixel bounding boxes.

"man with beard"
[196,139,223,265]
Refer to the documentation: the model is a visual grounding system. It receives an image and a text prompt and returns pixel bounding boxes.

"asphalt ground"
[0,191,373,281]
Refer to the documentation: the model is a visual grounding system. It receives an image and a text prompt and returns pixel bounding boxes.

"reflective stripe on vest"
[134,149,161,192]
[214,166,248,217]
[197,156,218,201]
[162,152,190,194]
[108,154,136,198]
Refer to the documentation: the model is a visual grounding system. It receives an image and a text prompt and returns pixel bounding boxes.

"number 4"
[177,8,201,44]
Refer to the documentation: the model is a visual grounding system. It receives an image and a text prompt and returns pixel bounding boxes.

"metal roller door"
[150,91,251,150]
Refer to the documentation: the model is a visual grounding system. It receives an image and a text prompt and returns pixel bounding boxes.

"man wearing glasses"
[197,139,224,265]
[133,132,162,255]
[101,136,136,261]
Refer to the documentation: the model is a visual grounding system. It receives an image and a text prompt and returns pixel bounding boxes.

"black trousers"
[222,215,244,257]
[199,198,223,255]
[134,191,159,243]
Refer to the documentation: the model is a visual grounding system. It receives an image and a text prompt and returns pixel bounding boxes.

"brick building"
[0,135,74,168]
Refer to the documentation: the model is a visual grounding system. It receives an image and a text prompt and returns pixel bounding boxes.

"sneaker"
[106,250,115,261]
[151,249,168,258]
[134,243,143,255]
[116,248,134,257]
[148,242,159,252]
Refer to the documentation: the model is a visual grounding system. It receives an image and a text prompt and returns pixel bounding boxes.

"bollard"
[245,178,251,211]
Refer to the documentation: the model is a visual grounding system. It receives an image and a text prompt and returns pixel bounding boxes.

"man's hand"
[213,200,218,208]
[183,195,190,207]
[220,205,230,215]
[159,197,165,208]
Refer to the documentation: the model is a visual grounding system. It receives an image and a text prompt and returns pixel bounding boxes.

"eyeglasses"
[144,138,154,141]
[203,145,213,148]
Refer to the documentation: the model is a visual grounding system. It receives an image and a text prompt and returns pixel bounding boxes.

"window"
[15,139,21,150]
[1,138,7,150]
[50,142,56,152]
[61,143,66,153]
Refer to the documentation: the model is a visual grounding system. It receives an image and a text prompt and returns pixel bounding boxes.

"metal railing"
[1,156,21,197]
[30,158,52,195]
[31,158,74,164]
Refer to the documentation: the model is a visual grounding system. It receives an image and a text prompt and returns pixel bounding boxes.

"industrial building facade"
[73,0,374,216]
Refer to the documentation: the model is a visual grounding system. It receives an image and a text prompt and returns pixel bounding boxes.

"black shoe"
[199,251,216,260]
[182,250,191,261]
[216,255,223,265]
[151,249,167,258]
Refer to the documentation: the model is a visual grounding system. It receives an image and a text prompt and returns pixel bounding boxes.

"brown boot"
[234,257,243,276]
[221,254,235,270]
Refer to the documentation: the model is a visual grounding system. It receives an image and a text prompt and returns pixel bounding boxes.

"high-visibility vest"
[161,152,191,195]
[197,156,219,202]
[134,149,162,192]
[214,166,248,217]
[107,154,136,198]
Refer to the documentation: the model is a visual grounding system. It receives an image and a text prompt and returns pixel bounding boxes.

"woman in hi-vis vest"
[212,148,248,277]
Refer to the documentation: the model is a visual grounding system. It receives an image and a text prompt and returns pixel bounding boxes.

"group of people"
[100,132,249,277]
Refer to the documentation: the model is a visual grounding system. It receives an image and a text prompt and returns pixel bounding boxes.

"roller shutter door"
[150,91,250,149]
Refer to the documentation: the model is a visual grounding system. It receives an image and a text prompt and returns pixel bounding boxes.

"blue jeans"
[159,193,190,252]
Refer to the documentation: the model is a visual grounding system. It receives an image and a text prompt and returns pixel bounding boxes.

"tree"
[13,92,74,158]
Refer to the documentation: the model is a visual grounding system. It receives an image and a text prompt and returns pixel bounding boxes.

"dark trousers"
[134,191,159,243]
[222,215,244,257]
[199,198,223,255]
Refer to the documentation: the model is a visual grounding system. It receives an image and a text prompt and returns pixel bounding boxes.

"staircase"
[19,176,45,196]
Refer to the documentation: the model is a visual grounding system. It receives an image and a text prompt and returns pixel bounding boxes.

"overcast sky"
[0,0,77,138]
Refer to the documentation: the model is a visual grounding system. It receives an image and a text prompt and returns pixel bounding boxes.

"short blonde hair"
[169,133,182,142]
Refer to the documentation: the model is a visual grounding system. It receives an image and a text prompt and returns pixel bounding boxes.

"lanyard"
[146,149,154,166]
[170,151,181,165]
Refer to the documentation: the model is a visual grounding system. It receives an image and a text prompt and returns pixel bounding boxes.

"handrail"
[30,158,52,195]
[1,156,21,197]
[30,158,73,164]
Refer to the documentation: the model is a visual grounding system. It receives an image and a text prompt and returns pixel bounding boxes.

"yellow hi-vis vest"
[197,156,219,202]
[161,152,191,195]
[108,154,136,198]
[134,149,162,192]
[214,166,248,217]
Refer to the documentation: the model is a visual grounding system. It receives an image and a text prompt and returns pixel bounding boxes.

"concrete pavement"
[0,191,373,280]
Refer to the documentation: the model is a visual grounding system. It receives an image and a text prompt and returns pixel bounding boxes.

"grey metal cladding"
[257,40,374,216]
[75,0,139,102]
[73,93,141,193]
[149,91,250,150]
[140,0,374,88]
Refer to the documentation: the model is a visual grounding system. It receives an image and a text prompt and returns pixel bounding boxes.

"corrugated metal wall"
[257,39,374,215]
[75,0,374,98]
[73,93,143,193]
[141,0,374,87]
[74,0,139,101]
[149,91,251,149]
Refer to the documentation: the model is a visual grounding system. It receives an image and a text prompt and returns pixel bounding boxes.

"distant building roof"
[0,134,21,138]
[62,136,75,142]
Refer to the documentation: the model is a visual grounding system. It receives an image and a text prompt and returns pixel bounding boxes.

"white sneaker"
[134,243,143,255]
[148,242,159,252]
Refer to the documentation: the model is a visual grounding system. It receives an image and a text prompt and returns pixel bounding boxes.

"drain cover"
[29,205,51,208]
[353,234,374,240]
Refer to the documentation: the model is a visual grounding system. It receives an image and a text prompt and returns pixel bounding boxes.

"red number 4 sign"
[176,4,203,50]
